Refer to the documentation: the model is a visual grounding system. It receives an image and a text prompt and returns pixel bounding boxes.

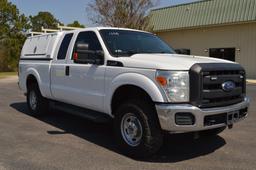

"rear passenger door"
[50,33,74,100]
[63,31,106,112]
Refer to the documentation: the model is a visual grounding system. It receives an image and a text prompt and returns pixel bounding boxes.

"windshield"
[99,29,175,57]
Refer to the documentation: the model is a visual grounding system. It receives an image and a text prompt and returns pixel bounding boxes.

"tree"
[0,0,29,38]
[0,0,29,71]
[87,0,158,30]
[30,12,62,31]
[67,20,85,28]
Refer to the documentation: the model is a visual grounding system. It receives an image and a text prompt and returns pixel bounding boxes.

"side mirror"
[74,42,104,65]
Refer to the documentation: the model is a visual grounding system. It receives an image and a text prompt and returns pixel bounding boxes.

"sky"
[9,0,198,26]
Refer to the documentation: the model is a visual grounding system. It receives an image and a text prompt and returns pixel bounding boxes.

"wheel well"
[26,74,38,90]
[111,85,154,115]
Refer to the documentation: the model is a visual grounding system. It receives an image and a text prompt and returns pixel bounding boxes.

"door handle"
[65,66,70,76]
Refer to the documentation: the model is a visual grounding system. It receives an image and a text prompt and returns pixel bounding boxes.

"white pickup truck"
[19,27,250,157]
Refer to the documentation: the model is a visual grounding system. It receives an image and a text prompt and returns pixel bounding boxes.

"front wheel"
[114,100,163,158]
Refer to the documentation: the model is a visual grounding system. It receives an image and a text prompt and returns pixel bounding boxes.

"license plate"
[227,110,240,125]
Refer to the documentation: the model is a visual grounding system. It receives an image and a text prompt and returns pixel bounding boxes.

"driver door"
[64,31,106,112]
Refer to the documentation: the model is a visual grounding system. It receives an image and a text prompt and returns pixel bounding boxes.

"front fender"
[106,72,165,114]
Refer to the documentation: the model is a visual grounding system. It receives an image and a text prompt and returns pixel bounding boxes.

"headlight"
[156,70,189,102]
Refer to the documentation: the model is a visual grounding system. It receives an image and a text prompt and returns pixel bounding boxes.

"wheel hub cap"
[29,91,37,111]
[121,113,143,147]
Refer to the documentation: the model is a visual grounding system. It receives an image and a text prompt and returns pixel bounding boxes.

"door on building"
[175,48,191,55]
[209,48,235,61]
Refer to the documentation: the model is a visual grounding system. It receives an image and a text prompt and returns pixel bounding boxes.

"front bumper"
[155,97,250,133]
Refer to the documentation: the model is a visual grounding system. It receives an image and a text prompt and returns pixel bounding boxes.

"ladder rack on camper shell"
[28,23,82,37]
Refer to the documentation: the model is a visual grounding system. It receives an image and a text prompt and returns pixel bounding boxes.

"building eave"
[153,20,256,33]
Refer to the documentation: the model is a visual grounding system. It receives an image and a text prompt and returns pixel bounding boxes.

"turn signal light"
[156,76,167,86]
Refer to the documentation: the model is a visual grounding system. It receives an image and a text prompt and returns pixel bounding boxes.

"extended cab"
[19,27,250,157]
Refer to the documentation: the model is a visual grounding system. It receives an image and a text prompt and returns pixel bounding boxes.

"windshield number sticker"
[109,32,119,36]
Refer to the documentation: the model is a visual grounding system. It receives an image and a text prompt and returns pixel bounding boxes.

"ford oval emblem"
[222,81,236,92]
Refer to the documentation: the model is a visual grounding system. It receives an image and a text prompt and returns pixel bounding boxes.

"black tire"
[114,99,163,158]
[27,83,49,116]
[201,126,226,137]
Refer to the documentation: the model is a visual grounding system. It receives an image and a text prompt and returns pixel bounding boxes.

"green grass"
[0,72,17,79]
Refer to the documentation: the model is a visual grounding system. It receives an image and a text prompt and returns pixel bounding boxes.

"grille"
[204,108,248,126]
[204,113,227,126]
[190,63,246,108]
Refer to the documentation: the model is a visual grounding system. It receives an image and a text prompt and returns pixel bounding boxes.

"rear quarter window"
[57,33,74,60]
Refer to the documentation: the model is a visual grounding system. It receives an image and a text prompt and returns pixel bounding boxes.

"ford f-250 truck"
[19,27,250,158]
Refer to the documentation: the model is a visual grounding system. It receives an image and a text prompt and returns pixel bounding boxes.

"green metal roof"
[150,0,256,32]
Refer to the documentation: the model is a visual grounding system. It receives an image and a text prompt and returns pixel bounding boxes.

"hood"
[117,53,235,70]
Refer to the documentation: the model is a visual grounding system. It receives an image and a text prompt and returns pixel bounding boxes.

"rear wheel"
[27,83,49,116]
[114,99,163,158]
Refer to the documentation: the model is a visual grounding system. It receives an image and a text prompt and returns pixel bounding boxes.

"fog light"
[175,112,195,125]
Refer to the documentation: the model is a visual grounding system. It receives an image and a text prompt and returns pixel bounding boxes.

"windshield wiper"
[126,50,139,55]
[115,50,171,57]
[142,51,171,54]
[115,50,138,57]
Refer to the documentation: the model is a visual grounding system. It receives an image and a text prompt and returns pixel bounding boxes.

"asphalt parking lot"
[0,76,255,170]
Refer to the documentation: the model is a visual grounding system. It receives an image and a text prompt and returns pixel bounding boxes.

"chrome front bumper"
[155,97,250,133]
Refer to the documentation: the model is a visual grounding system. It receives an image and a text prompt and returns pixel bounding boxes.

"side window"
[57,33,73,60]
[72,31,102,59]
